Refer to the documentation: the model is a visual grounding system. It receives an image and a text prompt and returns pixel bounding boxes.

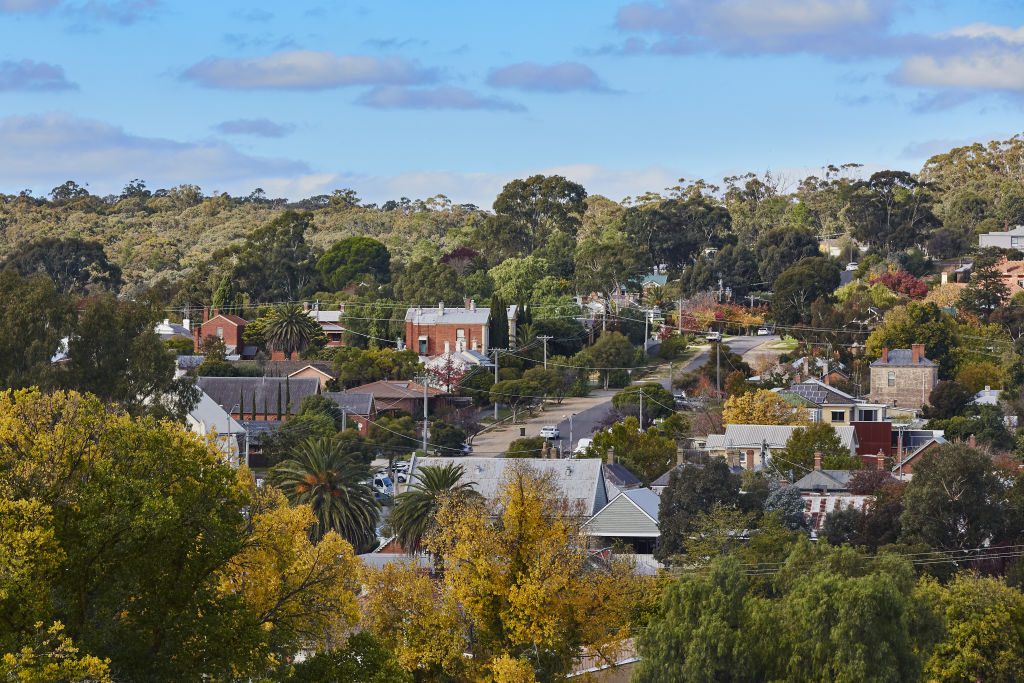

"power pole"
[414,376,429,454]
[716,342,721,395]
[639,388,643,430]
[538,335,553,369]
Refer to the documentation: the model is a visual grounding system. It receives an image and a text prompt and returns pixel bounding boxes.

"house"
[196,376,321,420]
[186,389,246,466]
[410,457,608,517]
[640,273,668,294]
[192,307,251,356]
[973,385,1001,405]
[154,318,191,342]
[174,354,205,378]
[978,224,1024,249]
[347,379,449,416]
[583,488,661,555]
[603,460,643,500]
[705,424,859,470]
[868,345,939,410]
[305,302,346,347]
[322,391,376,434]
[892,434,948,477]
[793,451,879,531]
[404,300,518,357]
[788,356,849,384]
[784,379,888,425]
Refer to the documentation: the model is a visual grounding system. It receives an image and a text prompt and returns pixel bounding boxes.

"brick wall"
[194,314,245,352]
[405,321,489,357]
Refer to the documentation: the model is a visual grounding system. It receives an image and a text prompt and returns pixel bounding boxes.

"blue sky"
[2,0,1024,206]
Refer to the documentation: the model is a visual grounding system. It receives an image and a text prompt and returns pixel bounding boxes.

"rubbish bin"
[520,427,526,436]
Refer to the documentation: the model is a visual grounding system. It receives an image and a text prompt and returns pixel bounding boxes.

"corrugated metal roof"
[411,457,606,516]
[349,380,447,399]
[404,305,491,325]
[794,469,854,492]
[323,391,374,415]
[622,488,660,521]
[711,424,858,451]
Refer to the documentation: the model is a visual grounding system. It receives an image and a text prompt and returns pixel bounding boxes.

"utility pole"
[716,342,721,395]
[421,378,429,454]
[677,296,683,335]
[341,407,347,432]
[639,388,643,430]
[538,335,553,369]
[643,309,649,351]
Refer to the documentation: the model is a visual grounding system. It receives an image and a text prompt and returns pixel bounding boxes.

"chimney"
[814,450,822,471]
[182,316,190,332]
[746,449,755,470]
[470,299,476,312]
[676,448,685,467]
[541,443,549,459]
[203,306,209,323]
[438,301,444,316]
[969,434,976,448]
[877,449,885,471]
[464,298,471,309]
[941,271,948,285]
[212,308,219,319]
[911,344,924,364]
[606,447,615,466]
[881,347,888,363]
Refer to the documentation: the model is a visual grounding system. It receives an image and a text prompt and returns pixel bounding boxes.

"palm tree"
[388,463,479,551]
[267,438,380,548]
[264,303,315,359]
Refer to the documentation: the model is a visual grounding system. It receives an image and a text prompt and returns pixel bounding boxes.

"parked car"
[846,262,859,271]
[756,327,770,335]
[369,473,393,497]
[573,438,593,455]
[674,391,688,405]
[705,331,722,342]
[540,425,560,439]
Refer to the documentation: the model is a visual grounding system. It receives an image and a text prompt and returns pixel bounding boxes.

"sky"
[2,0,1024,206]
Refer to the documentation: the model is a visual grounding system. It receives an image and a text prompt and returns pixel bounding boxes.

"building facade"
[868,345,938,410]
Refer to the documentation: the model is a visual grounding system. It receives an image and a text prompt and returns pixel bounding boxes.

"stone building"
[868,344,938,411]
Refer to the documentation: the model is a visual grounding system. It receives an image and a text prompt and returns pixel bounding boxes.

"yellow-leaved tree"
[722,388,810,426]
[362,462,643,681]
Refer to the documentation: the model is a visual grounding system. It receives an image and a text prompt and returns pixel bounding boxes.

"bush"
[658,335,690,360]
[506,436,546,458]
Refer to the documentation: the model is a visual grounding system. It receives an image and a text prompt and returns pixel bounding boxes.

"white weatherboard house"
[186,389,246,466]
[410,457,608,517]
[584,488,662,574]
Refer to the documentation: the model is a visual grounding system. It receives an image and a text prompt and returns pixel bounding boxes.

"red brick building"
[404,300,518,357]
[193,308,249,355]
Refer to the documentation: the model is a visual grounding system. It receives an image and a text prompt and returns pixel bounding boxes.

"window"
[859,409,877,422]
[1013,236,1022,248]
[830,410,846,422]
[418,336,428,354]
[216,327,223,339]
[887,371,895,387]
[456,328,466,352]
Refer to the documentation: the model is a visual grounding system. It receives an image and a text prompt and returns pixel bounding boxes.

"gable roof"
[288,364,335,381]
[786,379,857,406]
[794,469,854,492]
[584,488,661,538]
[206,313,248,327]
[349,380,448,399]
[870,349,937,368]
[894,435,947,471]
[323,391,375,416]
[197,376,320,416]
[622,488,660,520]
[411,457,607,516]
[710,424,858,452]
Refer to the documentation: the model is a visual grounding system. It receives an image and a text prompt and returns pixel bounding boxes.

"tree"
[489,378,540,422]
[63,297,199,420]
[428,420,467,454]
[722,389,808,426]
[698,342,752,381]
[586,417,677,485]
[588,330,635,389]
[755,225,820,286]
[921,573,1024,682]
[925,380,974,419]
[492,174,588,253]
[364,462,636,680]
[845,170,939,251]
[288,632,411,682]
[763,486,809,531]
[489,294,509,349]
[391,258,462,306]
[771,257,841,326]
[387,464,479,551]
[775,422,860,476]
[231,210,319,302]
[611,382,675,425]
[0,271,75,390]
[267,438,380,549]
[1,237,123,295]
[865,302,962,378]
[899,443,1006,551]
[656,460,741,564]
[317,236,391,291]
[264,303,320,359]
[958,247,1010,318]
[574,229,650,300]
[488,255,548,304]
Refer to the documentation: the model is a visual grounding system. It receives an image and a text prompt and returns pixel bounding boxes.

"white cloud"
[896,51,1024,91]
[0,60,77,90]
[182,50,437,90]
[946,23,1024,44]
[0,112,309,195]
[487,62,609,92]
[356,86,524,111]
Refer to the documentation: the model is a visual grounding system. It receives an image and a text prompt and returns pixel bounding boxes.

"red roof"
[349,380,448,398]
[207,313,248,326]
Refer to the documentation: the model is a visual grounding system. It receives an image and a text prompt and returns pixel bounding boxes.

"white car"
[540,425,560,439]
[705,331,722,342]
[756,327,770,336]
[846,262,859,271]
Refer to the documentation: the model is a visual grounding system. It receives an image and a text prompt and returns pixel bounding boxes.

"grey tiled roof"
[786,380,857,406]
[197,376,320,416]
[323,391,374,415]
[870,349,937,367]
[794,469,854,492]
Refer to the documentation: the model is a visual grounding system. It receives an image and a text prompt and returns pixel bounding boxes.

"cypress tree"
[285,378,291,418]
[251,390,256,420]
[276,384,282,420]
[238,386,244,420]
[489,294,508,349]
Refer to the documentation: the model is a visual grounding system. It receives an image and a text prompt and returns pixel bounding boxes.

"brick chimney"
[814,450,822,470]
[746,449,755,470]
[877,449,885,471]
[203,306,209,323]
[911,344,924,364]
[464,298,471,309]
[606,447,615,466]
[881,347,888,363]
[212,308,219,319]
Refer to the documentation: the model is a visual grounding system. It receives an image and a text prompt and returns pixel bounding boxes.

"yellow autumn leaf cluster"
[722,388,810,426]
[363,462,640,681]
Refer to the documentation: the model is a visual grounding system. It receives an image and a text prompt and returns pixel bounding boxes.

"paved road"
[679,335,780,378]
